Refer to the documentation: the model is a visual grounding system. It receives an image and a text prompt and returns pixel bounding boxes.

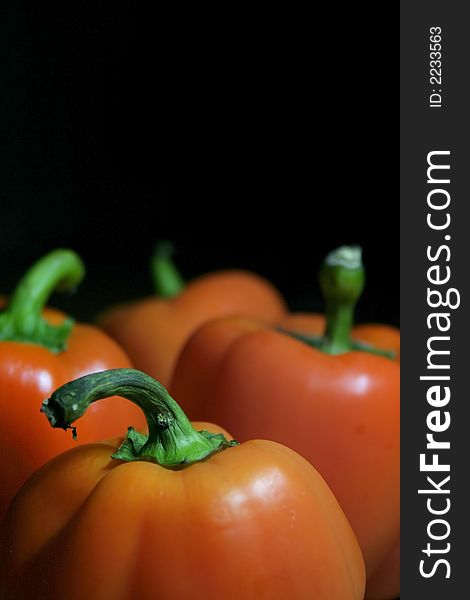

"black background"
[1,2,398,326]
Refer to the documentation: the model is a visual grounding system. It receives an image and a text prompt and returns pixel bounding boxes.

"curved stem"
[151,241,185,298]
[41,369,238,468]
[0,249,85,352]
[318,245,365,355]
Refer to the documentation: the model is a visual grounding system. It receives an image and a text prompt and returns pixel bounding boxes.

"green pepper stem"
[0,249,85,353]
[41,368,238,468]
[318,245,365,355]
[151,241,185,298]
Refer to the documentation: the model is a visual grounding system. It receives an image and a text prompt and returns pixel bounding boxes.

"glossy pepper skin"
[98,242,287,386]
[0,250,145,519]
[171,247,400,586]
[0,369,366,600]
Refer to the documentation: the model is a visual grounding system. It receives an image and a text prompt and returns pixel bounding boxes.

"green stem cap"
[318,245,365,355]
[151,241,185,298]
[277,245,395,358]
[0,249,85,353]
[276,328,396,360]
[41,368,238,469]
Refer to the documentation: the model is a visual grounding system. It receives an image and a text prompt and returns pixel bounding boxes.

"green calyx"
[279,245,395,359]
[151,241,185,299]
[277,328,396,360]
[0,249,85,353]
[41,368,239,469]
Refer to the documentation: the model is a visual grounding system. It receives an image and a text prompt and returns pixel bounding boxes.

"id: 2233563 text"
[429,27,442,108]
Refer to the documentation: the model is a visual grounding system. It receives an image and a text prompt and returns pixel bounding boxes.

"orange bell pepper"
[171,246,400,588]
[0,369,366,599]
[98,242,287,386]
[0,250,145,519]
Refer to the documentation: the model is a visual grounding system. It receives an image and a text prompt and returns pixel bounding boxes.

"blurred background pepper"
[0,249,146,519]
[99,243,287,386]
